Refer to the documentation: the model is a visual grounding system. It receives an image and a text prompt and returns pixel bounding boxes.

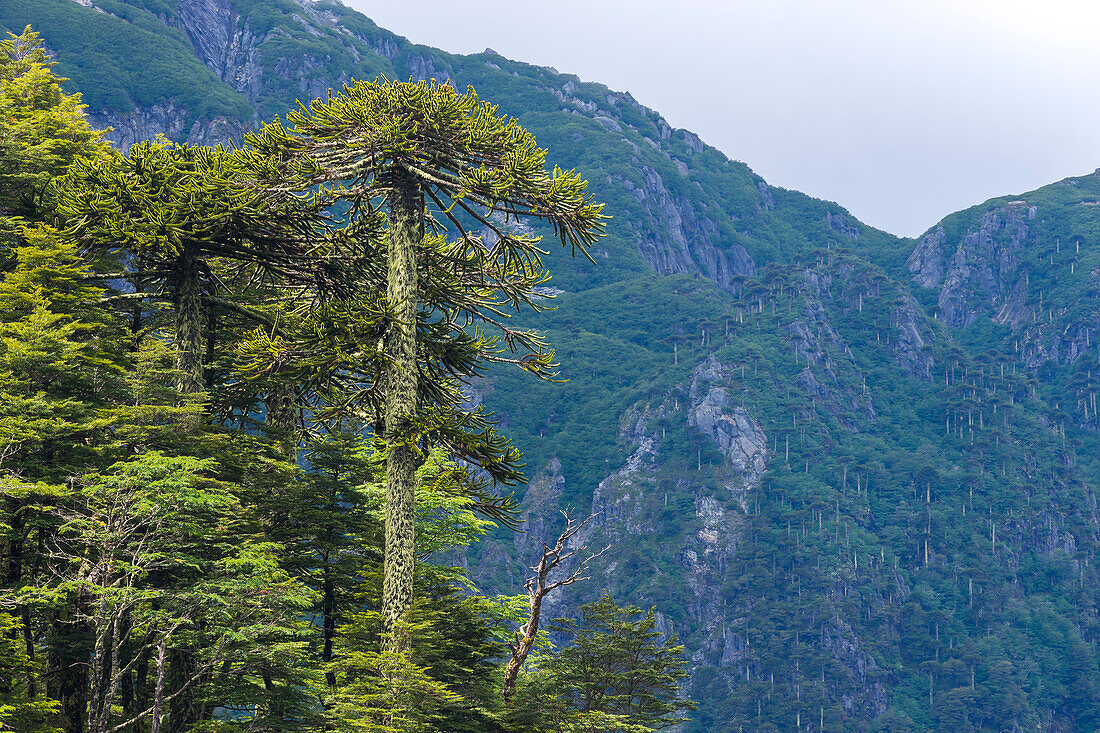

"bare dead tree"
[501,509,609,702]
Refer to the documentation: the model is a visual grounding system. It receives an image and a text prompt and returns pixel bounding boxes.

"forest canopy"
[0,27,690,733]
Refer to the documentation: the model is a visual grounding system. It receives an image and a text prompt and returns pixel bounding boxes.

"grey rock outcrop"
[173,0,263,101]
[688,356,767,500]
[908,207,1033,329]
[756,180,775,210]
[783,276,877,425]
[406,53,454,86]
[826,211,860,239]
[892,292,936,380]
[89,104,247,151]
[908,225,946,288]
[586,389,759,668]
[630,165,757,289]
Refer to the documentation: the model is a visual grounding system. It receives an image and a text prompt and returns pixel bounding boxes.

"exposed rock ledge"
[89,103,247,151]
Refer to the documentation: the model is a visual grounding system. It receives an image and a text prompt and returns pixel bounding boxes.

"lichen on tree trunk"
[381,168,422,652]
[174,245,205,395]
[265,384,298,462]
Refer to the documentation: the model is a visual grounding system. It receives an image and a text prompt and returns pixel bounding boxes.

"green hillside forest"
[3,0,1100,731]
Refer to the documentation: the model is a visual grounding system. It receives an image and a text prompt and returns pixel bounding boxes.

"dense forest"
[8,0,1100,730]
[0,28,694,732]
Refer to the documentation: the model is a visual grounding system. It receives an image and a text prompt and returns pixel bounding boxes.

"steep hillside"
[0,0,909,290]
[9,0,1100,729]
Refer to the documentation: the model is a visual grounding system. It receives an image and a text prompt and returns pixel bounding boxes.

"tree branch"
[501,509,608,702]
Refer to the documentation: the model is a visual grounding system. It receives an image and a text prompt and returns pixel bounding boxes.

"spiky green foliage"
[243,78,606,647]
[250,77,606,377]
[240,77,608,446]
[57,138,332,398]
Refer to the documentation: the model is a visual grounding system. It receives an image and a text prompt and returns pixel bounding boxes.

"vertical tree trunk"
[88,598,109,733]
[261,666,285,726]
[100,613,125,733]
[4,498,28,698]
[22,611,35,696]
[169,249,207,730]
[174,244,205,395]
[322,555,336,687]
[151,638,168,733]
[167,649,199,733]
[382,169,422,652]
[48,590,90,733]
[265,385,298,462]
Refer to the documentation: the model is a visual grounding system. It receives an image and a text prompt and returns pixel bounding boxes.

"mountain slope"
[9,1,1100,729]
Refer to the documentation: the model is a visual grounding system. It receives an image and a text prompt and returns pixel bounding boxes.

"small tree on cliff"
[549,593,694,731]
[247,78,606,649]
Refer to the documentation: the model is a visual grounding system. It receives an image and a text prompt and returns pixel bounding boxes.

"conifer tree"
[58,140,333,398]
[528,592,695,731]
[246,78,606,648]
[0,27,109,230]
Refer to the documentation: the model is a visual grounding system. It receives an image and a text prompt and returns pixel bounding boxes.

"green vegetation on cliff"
[0,0,250,122]
[7,0,1100,729]
[0,38,690,731]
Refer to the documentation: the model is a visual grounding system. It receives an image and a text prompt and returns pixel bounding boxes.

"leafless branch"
[500,509,609,702]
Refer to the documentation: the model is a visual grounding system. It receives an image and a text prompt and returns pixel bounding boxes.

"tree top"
[247,77,607,259]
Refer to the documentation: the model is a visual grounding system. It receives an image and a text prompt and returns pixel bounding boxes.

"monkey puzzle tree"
[57,140,336,402]
[246,78,606,648]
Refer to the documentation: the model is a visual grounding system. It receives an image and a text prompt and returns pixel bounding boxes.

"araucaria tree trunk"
[174,244,205,394]
[247,78,607,656]
[382,169,422,651]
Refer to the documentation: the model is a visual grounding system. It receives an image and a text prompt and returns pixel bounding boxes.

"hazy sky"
[345,0,1100,237]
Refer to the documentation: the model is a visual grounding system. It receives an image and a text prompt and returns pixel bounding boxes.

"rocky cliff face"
[491,356,771,696]
[627,163,758,288]
[174,0,261,98]
[907,180,1100,394]
[589,360,765,670]
[75,0,261,149]
[908,205,1035,329]
[688,356,768,498]
[892,291,937,380]
[79,0,345,150]
[90,104,248,150]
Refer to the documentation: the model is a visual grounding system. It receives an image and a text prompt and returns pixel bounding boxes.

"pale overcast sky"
[345,0,1100,238]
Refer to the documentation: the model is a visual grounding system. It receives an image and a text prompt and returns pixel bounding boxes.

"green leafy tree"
[0,218,315,733]
[523,592,694,732]
[0,611,59,732]
[0,26,109,231]
[34,451,313,733]
[0,225,121,485]
[0,226,128,733]
[326,613,460,733]
[258,427,380,690]
[247,78,607,648]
